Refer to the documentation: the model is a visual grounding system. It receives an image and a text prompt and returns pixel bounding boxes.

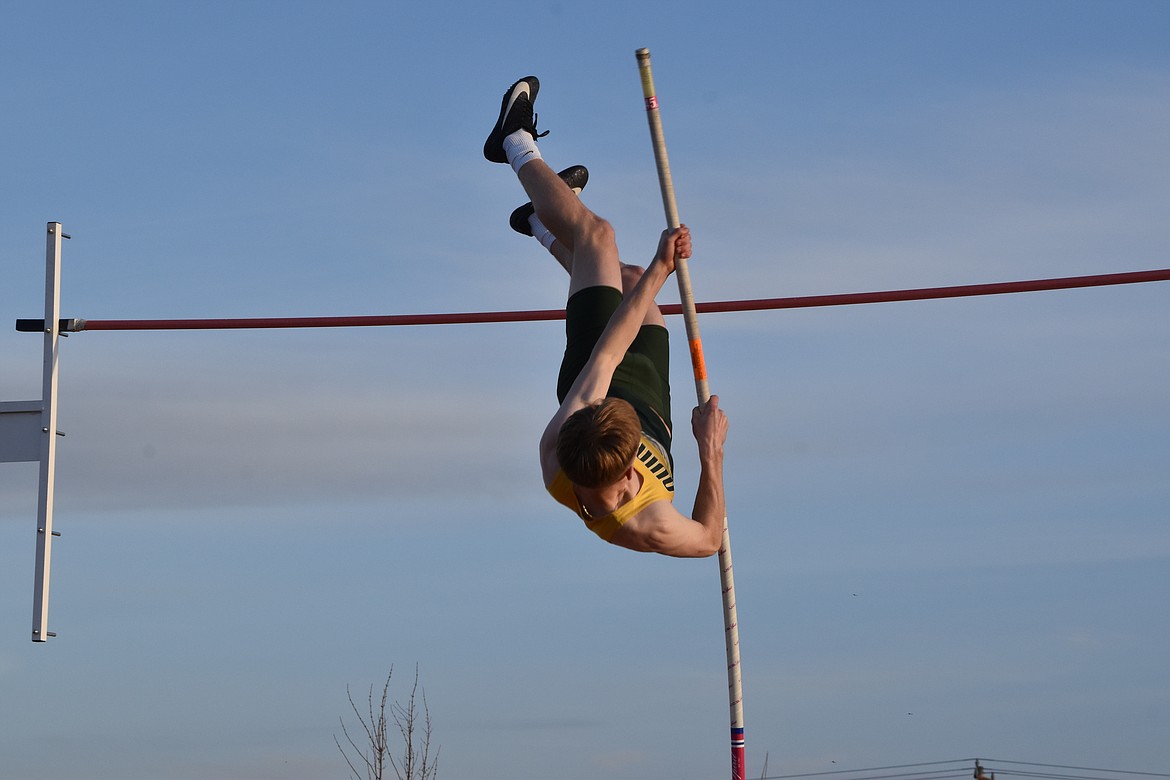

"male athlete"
[484,76,728,558]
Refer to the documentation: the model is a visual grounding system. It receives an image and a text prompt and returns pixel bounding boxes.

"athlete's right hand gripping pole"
[636,48,746,780]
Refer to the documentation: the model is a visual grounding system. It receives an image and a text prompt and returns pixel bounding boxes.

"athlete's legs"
[511,165,663,328]
[486,76,663,327]
[516,159,621,296]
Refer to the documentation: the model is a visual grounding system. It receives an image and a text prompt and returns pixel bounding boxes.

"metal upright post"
[32,222,66,641]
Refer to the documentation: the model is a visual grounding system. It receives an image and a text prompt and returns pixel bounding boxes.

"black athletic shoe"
[509,165,589,236]
[483,76,547,164]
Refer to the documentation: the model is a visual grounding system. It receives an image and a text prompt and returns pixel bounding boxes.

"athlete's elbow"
[699,522,724,557]
[684,531,722,558]
[699,536,722,558]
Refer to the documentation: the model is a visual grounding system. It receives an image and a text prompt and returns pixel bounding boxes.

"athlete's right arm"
[538,229,688,486]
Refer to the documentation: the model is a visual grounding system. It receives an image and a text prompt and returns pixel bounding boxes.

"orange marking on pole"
[689,338,707,381]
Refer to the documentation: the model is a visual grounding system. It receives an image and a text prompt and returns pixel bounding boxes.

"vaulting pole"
[636,48,746,780]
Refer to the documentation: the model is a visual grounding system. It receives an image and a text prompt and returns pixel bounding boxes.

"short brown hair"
[556,397,641,488]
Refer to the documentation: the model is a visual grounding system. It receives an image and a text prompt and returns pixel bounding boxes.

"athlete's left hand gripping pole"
[636,49,746,780]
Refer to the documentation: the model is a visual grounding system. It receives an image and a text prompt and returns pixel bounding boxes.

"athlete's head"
[556,397,640,488]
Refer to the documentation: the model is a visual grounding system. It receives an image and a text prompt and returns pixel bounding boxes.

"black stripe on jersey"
[637,442,675,493]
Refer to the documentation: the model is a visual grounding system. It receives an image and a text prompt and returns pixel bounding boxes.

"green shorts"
[557,285,673,456]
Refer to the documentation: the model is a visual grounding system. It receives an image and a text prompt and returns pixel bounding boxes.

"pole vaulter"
[636,48,746,780]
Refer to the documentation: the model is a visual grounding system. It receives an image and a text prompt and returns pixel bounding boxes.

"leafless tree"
[336,665,439,780]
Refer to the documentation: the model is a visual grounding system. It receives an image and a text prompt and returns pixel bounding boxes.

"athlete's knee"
[620,263,644,293]
[575,213,617,253]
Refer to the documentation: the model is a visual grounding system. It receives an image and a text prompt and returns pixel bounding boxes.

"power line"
[981,760,1170,779]
[770,759,976,780]
[776,763,973,778]
[764,759,1169,780]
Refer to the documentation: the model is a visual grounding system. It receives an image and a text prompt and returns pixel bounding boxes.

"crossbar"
[15,268,1170,333]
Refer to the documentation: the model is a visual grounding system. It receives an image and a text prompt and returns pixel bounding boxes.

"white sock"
[504,129,541,173]
[529,215,557,250]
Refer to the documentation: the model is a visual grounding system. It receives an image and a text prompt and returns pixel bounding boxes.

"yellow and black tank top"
[547,434,675,541]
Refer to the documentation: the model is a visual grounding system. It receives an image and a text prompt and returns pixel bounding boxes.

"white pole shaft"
[634,51,709,405]
[636,49,745,780]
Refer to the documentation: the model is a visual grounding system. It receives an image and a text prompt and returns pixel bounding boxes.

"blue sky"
[2,2,1168,779]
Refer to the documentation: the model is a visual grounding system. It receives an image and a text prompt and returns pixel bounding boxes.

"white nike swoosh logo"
[503,82,530,117]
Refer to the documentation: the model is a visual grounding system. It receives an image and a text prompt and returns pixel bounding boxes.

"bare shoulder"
[540,446,561,489]
[539,408,570,488]
[611,500,721,558]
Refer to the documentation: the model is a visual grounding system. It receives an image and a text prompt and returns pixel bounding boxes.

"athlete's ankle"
[528,214,557,250]
[504,129,542,173]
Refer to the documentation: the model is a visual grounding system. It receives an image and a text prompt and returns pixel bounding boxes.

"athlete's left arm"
[610,500,723,558]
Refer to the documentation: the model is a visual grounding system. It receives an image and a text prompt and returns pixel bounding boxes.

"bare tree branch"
[336,665,439,780]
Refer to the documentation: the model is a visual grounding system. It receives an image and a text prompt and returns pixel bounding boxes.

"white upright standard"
[0,222,67,642]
